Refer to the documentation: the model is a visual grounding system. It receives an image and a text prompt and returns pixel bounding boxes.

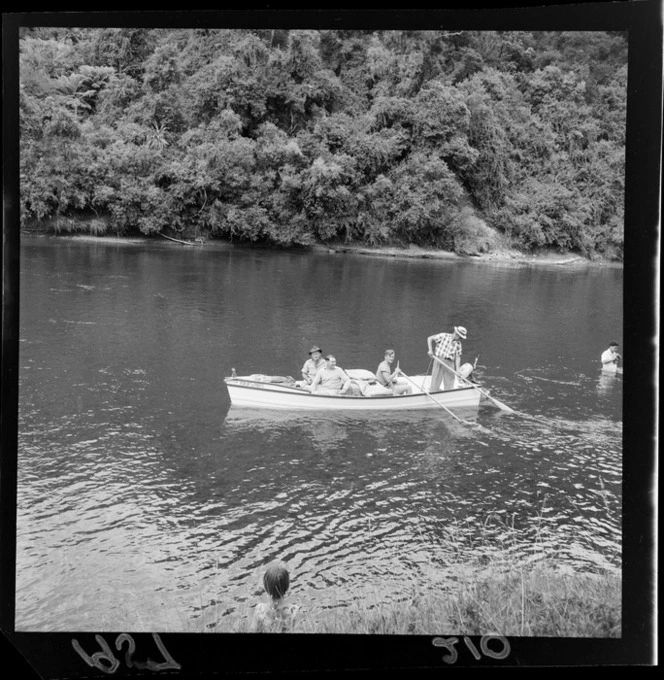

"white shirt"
[250,600,299,632]
[601,348,619,373]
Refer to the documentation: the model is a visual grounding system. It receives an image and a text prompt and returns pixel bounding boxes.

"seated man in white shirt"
[376,350,412,395]
[310,355,354,395]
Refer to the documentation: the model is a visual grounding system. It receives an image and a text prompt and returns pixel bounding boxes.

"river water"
[15,236,622,632]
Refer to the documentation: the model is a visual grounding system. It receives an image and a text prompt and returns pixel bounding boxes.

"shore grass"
[223,563,620,636]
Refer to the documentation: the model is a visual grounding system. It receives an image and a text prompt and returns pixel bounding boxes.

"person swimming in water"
[601,341,621,373]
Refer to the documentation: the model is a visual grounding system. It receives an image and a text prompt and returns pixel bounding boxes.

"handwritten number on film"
[432,635,510,664]
[72,633,181,674]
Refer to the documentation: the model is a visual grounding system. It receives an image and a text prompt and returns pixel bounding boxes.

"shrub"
[446,207,497,255]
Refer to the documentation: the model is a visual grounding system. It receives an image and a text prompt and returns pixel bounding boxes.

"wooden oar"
[398,370,476,426]
[430,354,515,413]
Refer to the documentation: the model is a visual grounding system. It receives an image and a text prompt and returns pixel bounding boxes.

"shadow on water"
[217,404,482,470]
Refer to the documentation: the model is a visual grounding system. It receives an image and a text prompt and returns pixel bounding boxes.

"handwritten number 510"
[72,633,181,674]
[432,635,511,664]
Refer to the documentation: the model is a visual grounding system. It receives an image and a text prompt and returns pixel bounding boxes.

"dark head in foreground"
[264,563,290,601]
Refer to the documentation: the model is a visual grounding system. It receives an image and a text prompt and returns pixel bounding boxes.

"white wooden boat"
[224,372,481,411]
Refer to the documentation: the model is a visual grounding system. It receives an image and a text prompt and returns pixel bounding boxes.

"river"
[15,236,622,632]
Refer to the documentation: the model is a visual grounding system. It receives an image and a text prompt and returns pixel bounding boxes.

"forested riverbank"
[20,28,626,260]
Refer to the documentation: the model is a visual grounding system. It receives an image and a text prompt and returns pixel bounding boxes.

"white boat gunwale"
[224,375,481,410]
[225,378,477,400]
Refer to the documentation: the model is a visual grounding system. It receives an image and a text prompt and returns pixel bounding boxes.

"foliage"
[19,29,626,258]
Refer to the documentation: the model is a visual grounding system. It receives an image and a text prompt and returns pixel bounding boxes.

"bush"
[50,215,108,235]
[446,207,497,255]
[18,29,627,258]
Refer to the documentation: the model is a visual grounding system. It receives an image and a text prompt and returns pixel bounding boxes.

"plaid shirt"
[433,332,462,360]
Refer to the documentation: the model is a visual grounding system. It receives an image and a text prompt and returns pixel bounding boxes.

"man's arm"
[454,346,462,372]
[311,368,323,391]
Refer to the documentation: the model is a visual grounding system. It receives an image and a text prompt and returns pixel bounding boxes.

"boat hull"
[224,376,481,411]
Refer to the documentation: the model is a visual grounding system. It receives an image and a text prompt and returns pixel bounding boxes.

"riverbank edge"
[310,242,622,267]
[20,230,623,269]
[198,562,621,636]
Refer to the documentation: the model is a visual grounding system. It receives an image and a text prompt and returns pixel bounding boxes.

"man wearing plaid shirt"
[427,326,467,391]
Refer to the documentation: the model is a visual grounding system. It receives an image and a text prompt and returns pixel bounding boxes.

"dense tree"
[19,29,626,259]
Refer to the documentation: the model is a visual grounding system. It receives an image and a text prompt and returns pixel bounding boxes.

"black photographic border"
[2,2,659,676]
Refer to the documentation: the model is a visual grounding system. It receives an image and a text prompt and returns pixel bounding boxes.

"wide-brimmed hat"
[309,346,322,354]
[454,326,467,340]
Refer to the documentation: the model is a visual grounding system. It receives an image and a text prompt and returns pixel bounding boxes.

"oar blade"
[480,389,515,413]
[493,398,515,413]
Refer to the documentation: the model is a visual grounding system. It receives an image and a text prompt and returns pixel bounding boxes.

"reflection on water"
[597,371,622,397]
[16,238,622,632]
[223,405,480,441]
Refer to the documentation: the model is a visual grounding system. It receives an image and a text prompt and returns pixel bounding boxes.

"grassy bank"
[334,566,620,637]
[220,563,620,636]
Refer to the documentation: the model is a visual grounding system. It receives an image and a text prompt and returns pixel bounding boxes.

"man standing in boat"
[427,326,467,392]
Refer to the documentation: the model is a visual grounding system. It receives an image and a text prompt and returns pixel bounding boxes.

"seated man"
[296,345,326,390]
[376,350,412,395]
[310,355,353,395]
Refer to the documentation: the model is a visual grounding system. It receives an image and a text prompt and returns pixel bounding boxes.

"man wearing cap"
[300,346,326,389]
[601,342,621,373]
[427,326,467,391]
